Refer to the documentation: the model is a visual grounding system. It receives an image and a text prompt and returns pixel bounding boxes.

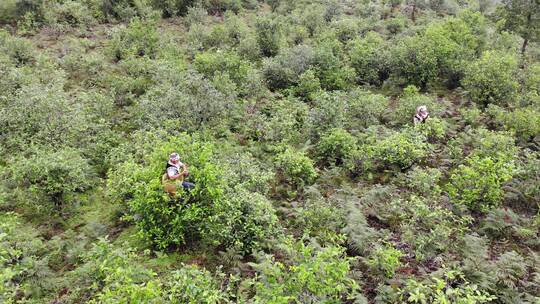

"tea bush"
[246,238,358,303]
[447,154,516,212]
[5,147,94,214]
[462,50,519,107]
[316,128,357,166]
[275,148,318,190]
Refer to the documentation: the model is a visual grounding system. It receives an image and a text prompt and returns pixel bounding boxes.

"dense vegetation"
[1,0,539,303]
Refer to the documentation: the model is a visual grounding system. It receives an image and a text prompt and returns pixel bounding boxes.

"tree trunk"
[521,38,529,56]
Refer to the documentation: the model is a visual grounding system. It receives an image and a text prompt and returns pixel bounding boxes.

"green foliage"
[405,167,443,197]
[206,187,281,254]
[495,0,540,54]
[256,15,283,57]
[317,128,357,166]
[344,90,388,130]
[5,147,94,214]
[293,189,347,245]
[366,244,403,278]
[108,134,226,249]
[363,128,431,170]
[487,105,540,142]
[348,31,389,85]
[165,264,229,304]
[391,35,438,89]
[194,50,252,89]
[462,50,519,107]
[247,238,358,303]
[0,212,55,303]
[262,45,314,91]
[389,85,444,126]
[136,69,233,131]
[275,148,317,190]
[399,269,496,303]
[107,18,160,61]
[399,196,471,260]
[448,154,516,212]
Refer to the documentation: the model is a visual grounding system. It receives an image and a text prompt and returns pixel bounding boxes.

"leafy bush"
[246,238,358,303]
[348,31,389,85]
[136,69,232,132]
[165,264,229,304]
[344,90,388,130]
[262,45,314,91]
[5,147,94,214]
[363,128,431,170]
[108,133,280,252]
[462,50,519,107]
[399,196,471,260]
[487,105,540,142]
[206,187,281,254]
[0,212,55,303]
[255,15,283,57]
[389,85,444,126]
[293,189,347,245]
[398,269,496,303]
[317,128,357,166]
[107,134,226,249]
[194,50,252,90]
[366,245,403,278]
[107,18,160,61]
[275,148,318,190]
[447,154,516,212]
[391,35,438,89]
[405,167,443,197]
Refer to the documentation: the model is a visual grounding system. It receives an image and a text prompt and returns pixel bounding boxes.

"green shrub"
[108,134,226,249]
[398,268,496,303]
[365,128,431,170]
[0,212,54,303]
[275,148,318,190]
[389,85,444,126]
[255,15,283,57]
[43,0,97,29]
[165,264,229,304]
[151,0,196,17]
[487,105,540,142]
[345,90,388,130]
[206,187,281,254]
[293,69,322,100]
[317,128,357,166]
[107,18,160,61]
[399,196,470,260]
[194,50,251,89]
[136,69,232,132]
[309,91,347,138]
[312,39,355,90]
[348,31,389,85]
[246,238,358,303]
[422,15,481,86]
[405,167,443,197]
[294,190,347,245]
[391,35,438,89]
[447,154,516,212]
[5,147,94,214]
[108,134,280,252]
[415,117,448,141]
[462,50,519,107]
[262,45,314,91]
[366,244,403,278]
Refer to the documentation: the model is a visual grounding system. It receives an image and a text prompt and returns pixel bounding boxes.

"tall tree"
[496,0,540,55]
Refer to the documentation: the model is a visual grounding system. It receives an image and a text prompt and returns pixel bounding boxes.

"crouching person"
[162,152,195,197]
